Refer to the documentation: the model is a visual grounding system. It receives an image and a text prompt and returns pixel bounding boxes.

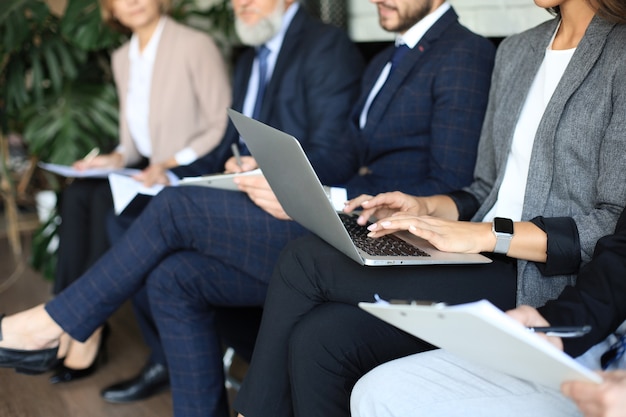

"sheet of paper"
[359,299,602,390]
[39,162,141,179]
[108,173,164,215]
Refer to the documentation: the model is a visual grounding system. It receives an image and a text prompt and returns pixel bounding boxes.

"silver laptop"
[228,109,491,266]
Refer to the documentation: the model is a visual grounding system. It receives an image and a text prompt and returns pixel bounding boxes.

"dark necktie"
[252,45,271,120]
[240,45,271,155]
[389,43,410,73]
[360,43,411,129]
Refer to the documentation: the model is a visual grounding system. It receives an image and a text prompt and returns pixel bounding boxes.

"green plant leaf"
[61,0,123,51]
[4,59,30,114]
[29,209,60,281]
[21,80,118,164]
[0,0,51,52]
[52,36,79,79]
[31,51,44,103]
[41,42,63,92]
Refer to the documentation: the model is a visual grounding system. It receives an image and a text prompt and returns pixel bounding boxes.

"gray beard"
[235,2,285,46]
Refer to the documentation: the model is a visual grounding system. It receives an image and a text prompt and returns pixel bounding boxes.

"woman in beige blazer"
[50,0,231,384]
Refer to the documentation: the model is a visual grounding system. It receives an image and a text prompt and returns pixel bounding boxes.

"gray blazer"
[466,16,626,307]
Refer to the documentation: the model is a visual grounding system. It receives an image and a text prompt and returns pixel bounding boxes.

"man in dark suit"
[44,0,494,415]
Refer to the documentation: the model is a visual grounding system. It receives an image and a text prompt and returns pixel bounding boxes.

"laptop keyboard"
[339,213,430,257]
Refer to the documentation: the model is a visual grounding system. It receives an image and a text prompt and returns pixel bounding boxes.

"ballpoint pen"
[528,325,592,338]
[83,147,100,163]
[231,143,242,168]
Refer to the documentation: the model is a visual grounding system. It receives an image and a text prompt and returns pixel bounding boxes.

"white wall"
[348,0,553,41]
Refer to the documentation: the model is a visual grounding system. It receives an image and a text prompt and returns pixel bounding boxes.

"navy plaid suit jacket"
[343,7,495,198]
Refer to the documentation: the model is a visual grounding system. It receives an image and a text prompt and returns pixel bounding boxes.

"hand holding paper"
[108,173,164,215]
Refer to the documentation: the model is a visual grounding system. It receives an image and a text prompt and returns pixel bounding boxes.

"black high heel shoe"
[0,314,61,375]
[49,324,110,384]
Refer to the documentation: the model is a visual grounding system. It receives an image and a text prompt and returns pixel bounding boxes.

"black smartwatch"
[492,217,514,254]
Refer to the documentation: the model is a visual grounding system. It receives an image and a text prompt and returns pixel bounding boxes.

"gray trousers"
[351,349,582,417]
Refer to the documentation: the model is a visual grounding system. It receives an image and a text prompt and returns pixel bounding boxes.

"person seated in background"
[350,204,626,417]
[232,1,626,416]
[0,0,496,416]
[50,0,230,385]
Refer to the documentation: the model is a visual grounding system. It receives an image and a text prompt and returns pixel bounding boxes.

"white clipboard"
[178,168,262,191]
[359,299,602,390]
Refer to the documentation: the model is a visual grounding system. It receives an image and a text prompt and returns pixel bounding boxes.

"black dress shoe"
[101,362,169,403]
[0,314,60,375]
[49,324,110,384]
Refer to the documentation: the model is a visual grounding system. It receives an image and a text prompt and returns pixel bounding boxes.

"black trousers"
[54,179,113,294]
[234,235,517,417]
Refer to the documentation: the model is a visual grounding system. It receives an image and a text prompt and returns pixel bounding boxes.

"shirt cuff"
[446,190,480,221]
[325,186,347,211]
[174,147,198,166]
[166,171,180,186]
[529,216,581,276]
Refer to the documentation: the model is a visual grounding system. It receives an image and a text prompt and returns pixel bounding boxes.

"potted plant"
[0,0,234,279]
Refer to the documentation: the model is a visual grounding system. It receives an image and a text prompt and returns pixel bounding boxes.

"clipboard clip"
[372,294,446,307]
[389,299,447,307]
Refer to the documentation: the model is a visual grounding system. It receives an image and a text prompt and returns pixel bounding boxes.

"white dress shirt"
[120,17,166,160]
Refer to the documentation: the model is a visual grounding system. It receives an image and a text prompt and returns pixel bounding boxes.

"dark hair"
[547,1,626,24]
[594,0,626,23]
[546,6,560,16]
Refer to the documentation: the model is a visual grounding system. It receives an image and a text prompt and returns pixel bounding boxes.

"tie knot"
[390,44,410,69]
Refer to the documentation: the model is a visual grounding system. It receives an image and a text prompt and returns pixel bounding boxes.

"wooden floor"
[0,233,173,417]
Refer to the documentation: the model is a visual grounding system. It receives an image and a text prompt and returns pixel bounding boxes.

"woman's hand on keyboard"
[366,215,493,254]
[344,192,426,226]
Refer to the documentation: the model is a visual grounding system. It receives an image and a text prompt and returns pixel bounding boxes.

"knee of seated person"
[350,365,399,417]
[273,236,328,289]
[145,253,212,307]
[144,265,185,306]
[287,307,354,371]
[350,372,378,417]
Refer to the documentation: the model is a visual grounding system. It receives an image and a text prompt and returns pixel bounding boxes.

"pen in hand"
[528,325,592,338]
[83,147,100,164]
[231,143,243,169]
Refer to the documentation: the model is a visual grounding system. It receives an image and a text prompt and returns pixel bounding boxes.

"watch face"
[494,217,514,234]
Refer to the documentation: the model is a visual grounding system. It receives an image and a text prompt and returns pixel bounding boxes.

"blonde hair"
[99,0,172,31]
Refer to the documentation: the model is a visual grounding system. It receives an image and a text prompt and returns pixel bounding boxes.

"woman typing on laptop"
[233,1,626,416]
